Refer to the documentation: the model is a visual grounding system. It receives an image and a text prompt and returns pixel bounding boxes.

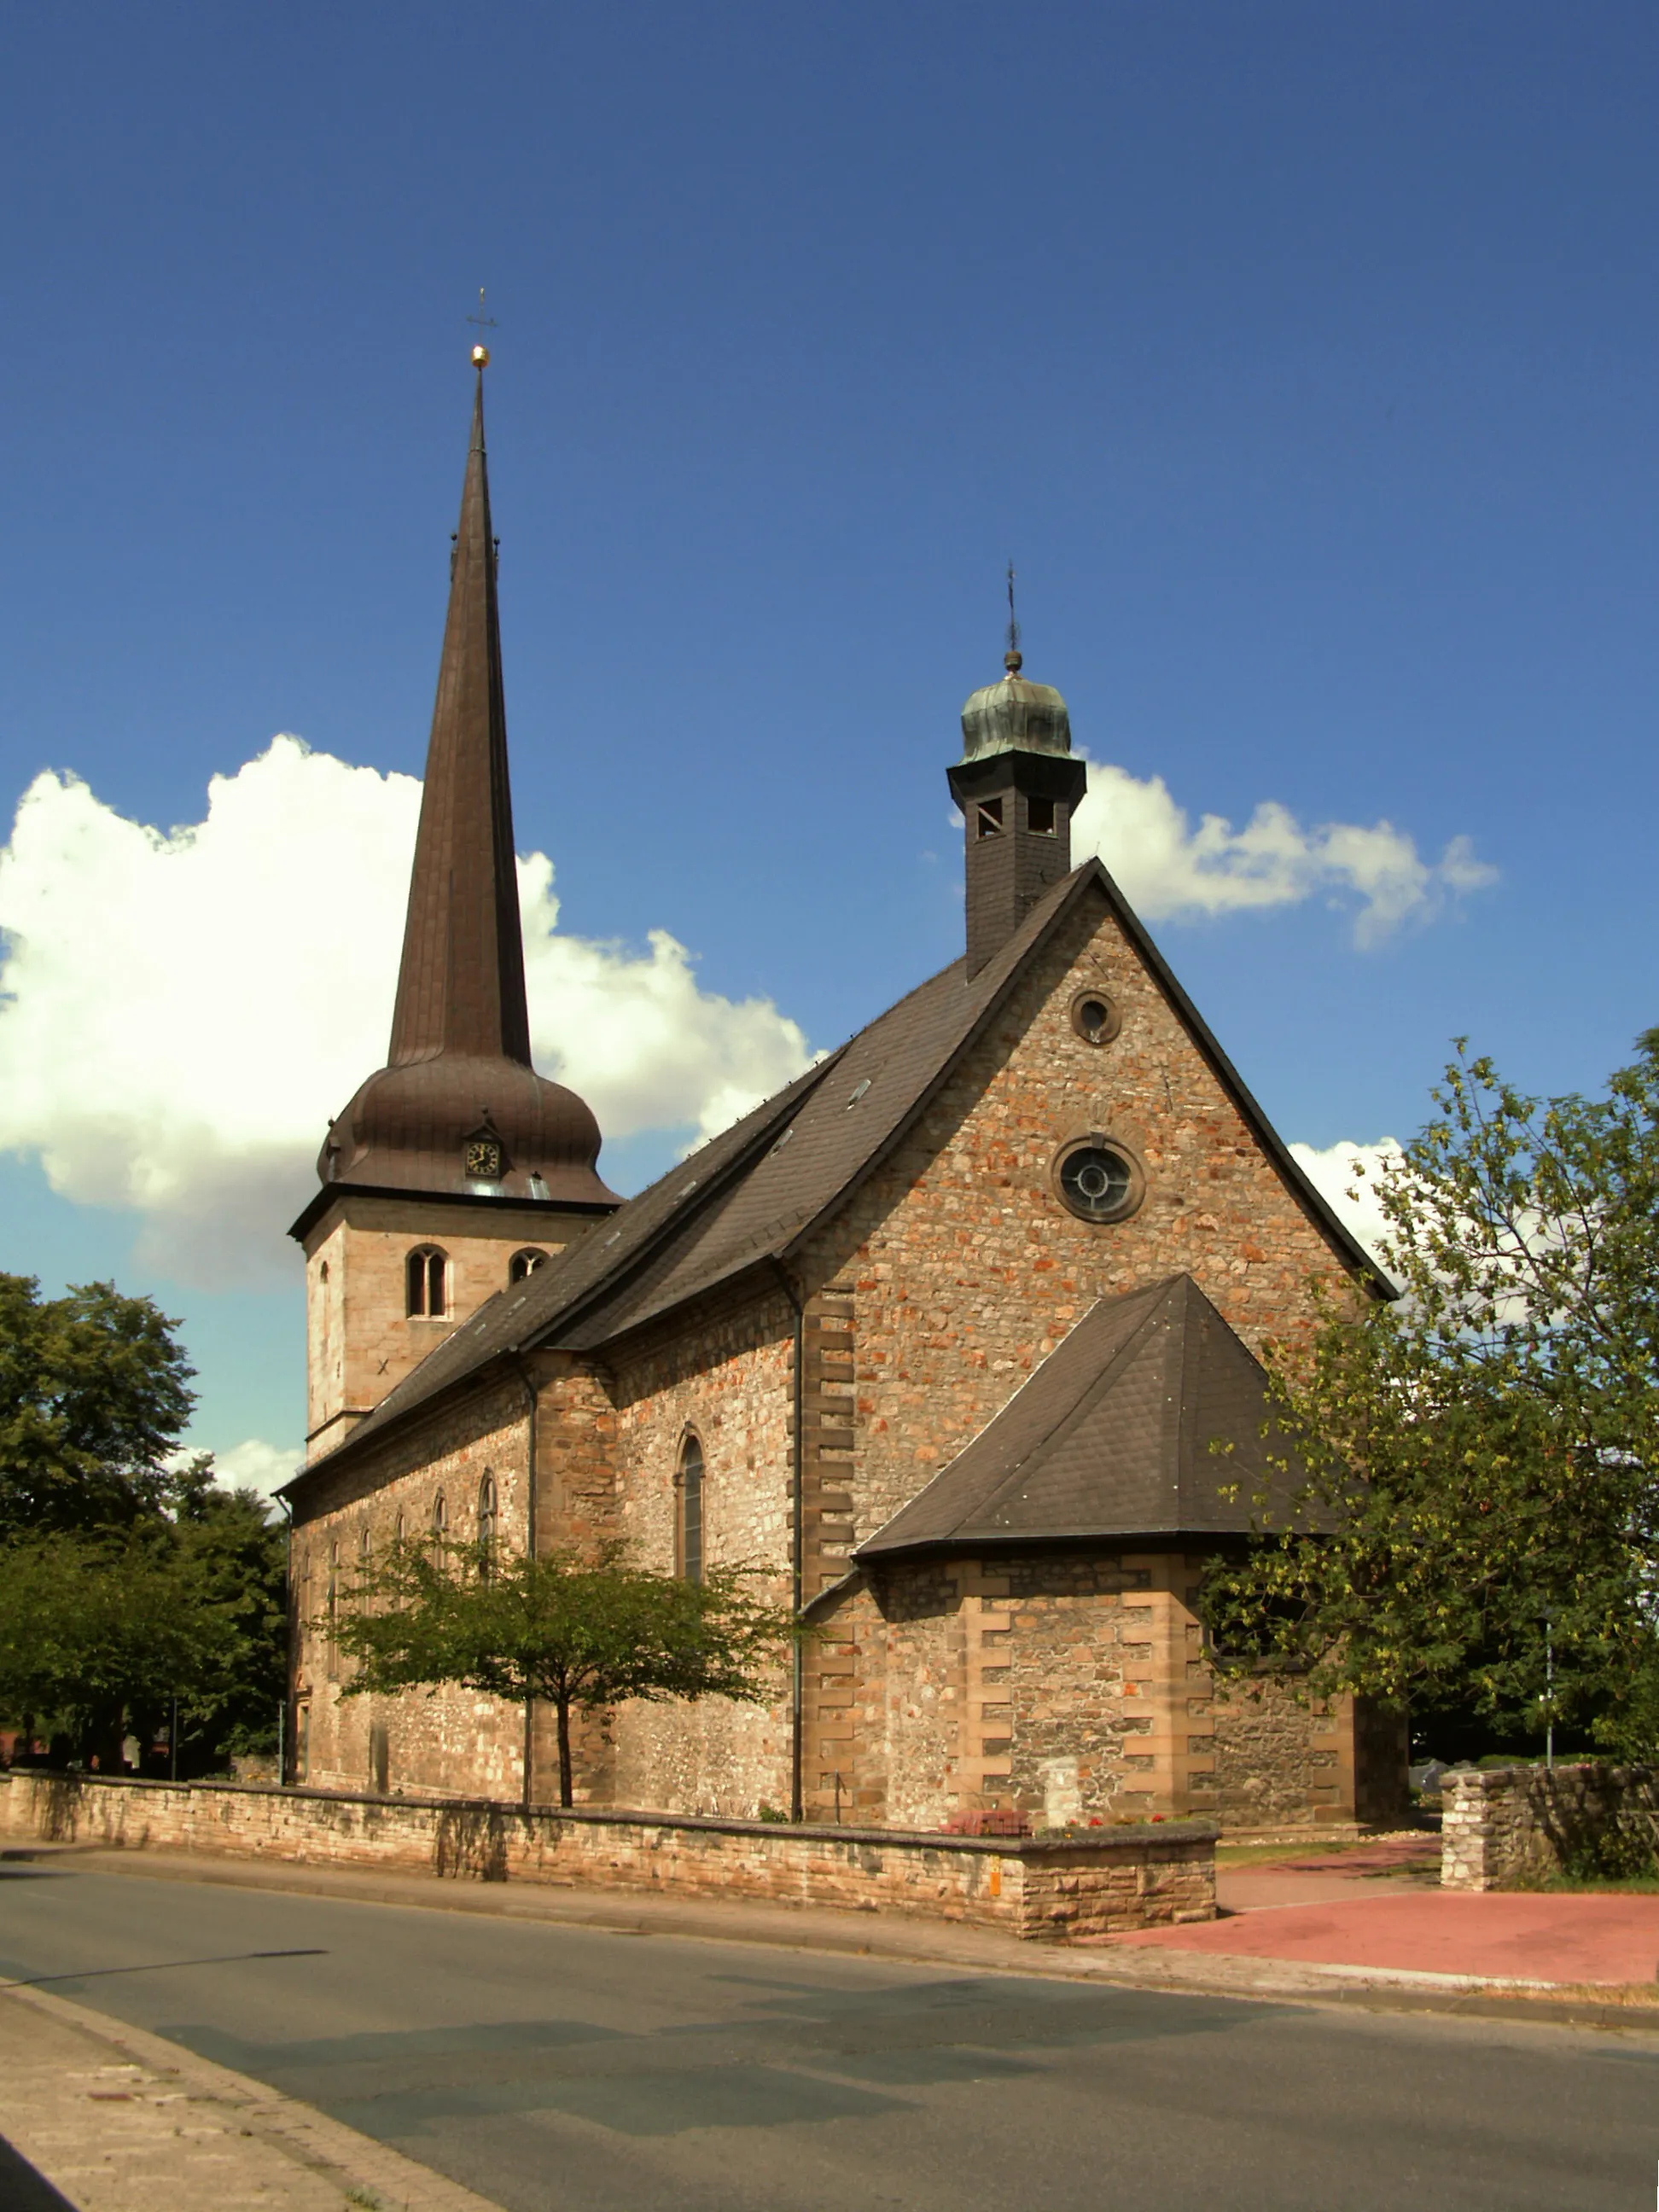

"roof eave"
[288,1179,618,1244]
[856,1524,1271,1563]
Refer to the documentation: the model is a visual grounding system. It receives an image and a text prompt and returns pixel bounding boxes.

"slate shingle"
[856,1275,1307,1555]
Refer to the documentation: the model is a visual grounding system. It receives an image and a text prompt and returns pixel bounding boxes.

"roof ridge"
[777,864,1107,1266]
[513,1050,849,1353]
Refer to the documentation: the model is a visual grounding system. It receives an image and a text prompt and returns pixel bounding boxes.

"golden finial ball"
[471,343,491,368]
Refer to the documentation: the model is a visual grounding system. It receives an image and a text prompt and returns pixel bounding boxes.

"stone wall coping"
[1443,1761,1655,1790]
[1,1771,1216,1860]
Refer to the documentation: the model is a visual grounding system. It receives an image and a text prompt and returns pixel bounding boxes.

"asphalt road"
[2,1863,1656,2212]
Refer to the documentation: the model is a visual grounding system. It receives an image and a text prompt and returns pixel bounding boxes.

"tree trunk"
[556,1697,573,1808]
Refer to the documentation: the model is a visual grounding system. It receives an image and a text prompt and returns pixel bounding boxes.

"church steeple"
[389,366,531,1067]
[292,346,618,1457]
[300,357,616,1213]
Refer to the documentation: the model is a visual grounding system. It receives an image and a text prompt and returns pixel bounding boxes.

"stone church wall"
[284,880,1394,1832]
[807,1550,1378,1833]
[801,888,1358,1569]
[290,1375,532,1804]
[599,1287,799,1817]
[776,884,1381,1828]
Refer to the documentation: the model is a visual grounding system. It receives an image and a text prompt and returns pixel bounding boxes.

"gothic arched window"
[406,1247,449,1318]
[477,1471,498,1574]
[430,1492,448,1558]
[326,1539,341,1679]
[675,1434,704,1586]
[509,1248,549,1285]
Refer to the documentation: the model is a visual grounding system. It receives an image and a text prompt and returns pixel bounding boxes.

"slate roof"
[857,1275,1304,1557]
[283,857,1388,1497]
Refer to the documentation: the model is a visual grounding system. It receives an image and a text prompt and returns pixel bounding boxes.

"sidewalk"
[1103,1831,1659,1993]
[0,1979,505,2212]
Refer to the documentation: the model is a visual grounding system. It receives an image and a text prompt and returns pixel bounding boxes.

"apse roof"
[857,1273,1306,1557]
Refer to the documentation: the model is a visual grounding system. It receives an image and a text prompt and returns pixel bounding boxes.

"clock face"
[465,1139,504,1180]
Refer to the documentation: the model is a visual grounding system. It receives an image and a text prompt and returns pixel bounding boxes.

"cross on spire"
[467,287,497,365]
[1004,558,1022,672]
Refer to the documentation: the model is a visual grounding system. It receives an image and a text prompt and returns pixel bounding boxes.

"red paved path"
[1118,1835,1659,1983]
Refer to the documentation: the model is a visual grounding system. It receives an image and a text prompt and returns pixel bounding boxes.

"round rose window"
[1055,1140,1141,1223]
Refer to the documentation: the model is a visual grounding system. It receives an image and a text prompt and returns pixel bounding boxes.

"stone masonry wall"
[1441,1763,1659,1890]
[602,1287,798,1818]
[0,1772,1215,1941]
[1207,1677,1351,1830]
[290,1373,532,1803]
[301,1192,598,1456]
[811,1549,1372,1833]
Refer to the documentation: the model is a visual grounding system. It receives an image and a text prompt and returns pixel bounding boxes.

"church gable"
[793,868,1369,1561]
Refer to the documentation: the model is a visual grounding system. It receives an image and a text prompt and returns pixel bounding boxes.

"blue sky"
[2,3,1656,1482]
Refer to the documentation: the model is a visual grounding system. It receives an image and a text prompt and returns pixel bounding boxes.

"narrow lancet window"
[676,1435,704,1585]
[478,1472,498,1575]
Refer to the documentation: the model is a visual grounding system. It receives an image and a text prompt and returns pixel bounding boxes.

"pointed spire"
[387,364,533,1068]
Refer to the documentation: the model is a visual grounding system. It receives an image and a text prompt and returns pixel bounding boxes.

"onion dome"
[958,648,1073,762]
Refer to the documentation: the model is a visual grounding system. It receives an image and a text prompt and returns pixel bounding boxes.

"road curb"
[17,1840,1659,2041]
[0,1979,506,2212]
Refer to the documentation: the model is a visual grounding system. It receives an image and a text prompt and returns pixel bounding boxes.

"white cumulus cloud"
[0,737,814,1287]
[1071,759,1495,946]
[207,1439,305,1502]
[1288,1138,1406,1273]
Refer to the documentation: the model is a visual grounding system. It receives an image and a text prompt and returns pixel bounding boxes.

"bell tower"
[948,646,1088,978]
[290,347,618,1458]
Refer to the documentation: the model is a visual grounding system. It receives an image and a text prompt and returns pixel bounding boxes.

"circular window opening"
[1068,987,1121,1046]
[1054,1138,1144,1224]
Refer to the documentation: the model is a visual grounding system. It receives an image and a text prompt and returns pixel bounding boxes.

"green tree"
[0,1274,201,1537]
[335,1540,804,1806]
[170,1486,290,1761]
[0,1528,230,1768]
[0,1495,286,1773]
[0,1273,288,1771]
[1203,1033,1659,1755]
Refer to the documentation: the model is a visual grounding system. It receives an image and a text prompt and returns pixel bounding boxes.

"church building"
[282,356,1406,1834]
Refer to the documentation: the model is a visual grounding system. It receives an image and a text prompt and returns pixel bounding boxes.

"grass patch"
[1538,1871,1659,1895]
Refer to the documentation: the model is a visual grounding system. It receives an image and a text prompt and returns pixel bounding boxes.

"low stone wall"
[1441,1763,1659,1891]
[0,1772,1215,1941]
